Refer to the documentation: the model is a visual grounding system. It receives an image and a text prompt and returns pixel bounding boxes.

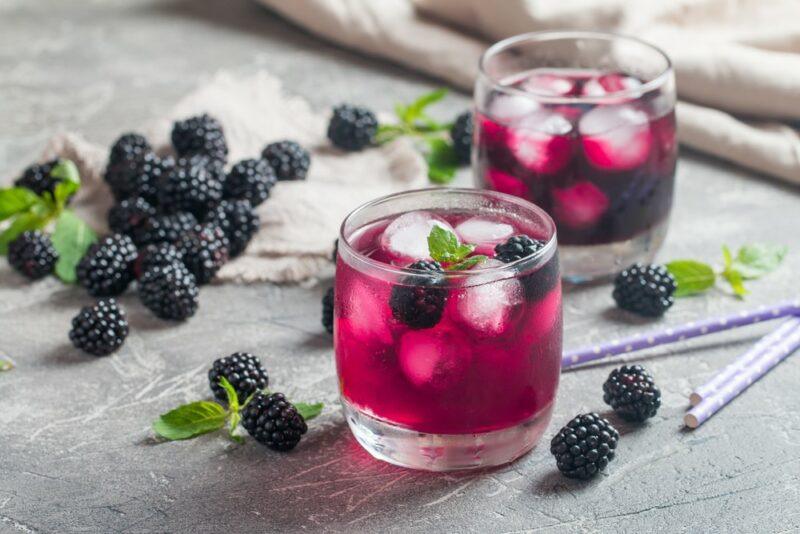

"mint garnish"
[666,243,786,299]
[51,211,97,283]
[427,225,486,270]
[295,402,324,421]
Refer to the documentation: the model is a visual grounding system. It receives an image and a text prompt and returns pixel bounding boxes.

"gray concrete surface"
[1,1,798,533]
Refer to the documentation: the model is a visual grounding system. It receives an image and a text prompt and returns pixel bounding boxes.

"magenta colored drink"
[335,188,561,471]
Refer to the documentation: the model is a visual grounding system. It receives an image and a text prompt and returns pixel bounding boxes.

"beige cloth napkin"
[260,0,800,184]
[31,71,427,283]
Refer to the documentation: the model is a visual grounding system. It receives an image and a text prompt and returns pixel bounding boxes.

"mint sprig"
[427,225,486,270]
[666,243,786,299]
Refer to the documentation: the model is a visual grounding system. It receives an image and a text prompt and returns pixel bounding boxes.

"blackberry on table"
[241,392,308,452]
[550,413,619,480]
[261,140,310,181]
[138,262,199,320]
[204,199,259,258]
[208,352,269,404]
[108,196,156,236]
[612,263,676,317]
[494,235,546,263]
[451,111,473,164]
[132,212,198,247]
[176,223,229,285]
[224,158,276,206]
[158,157,224,218]
[171,113,228,164]
[14,159,59,197]
[321,286,334,334]
[389,260,447,329]
[108,133,151,167]
[104,151,173,204]
[327,104,377,151]
[7,231,58,280]
[603,365,662,422]
[69,298,129,356]
[133,242,184,279]
[76,234,138,297]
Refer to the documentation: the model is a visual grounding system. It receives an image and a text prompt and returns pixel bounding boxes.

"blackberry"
[612,263,676,317]
[69,298,128,356]
[158,158,223,218]
[204,200,259,257]
[224,158,276,206]
[494,235,546,263]
[7,231,58,280]
[241,392,308,452]
[261,140,310,181]
[14,159,59,197]
[321,286,334,334]
[550,413,619,480]
[132,212,198,247]
[175,223,229,285]
[603,365,662,422]
[389,260,447,329]
[171,113,228,164]
[76,234,138,297]
[208,352,269,404]
[138,262,199,320]
[451,111,473,164]
[327,104,377,151]
[133,242,183,279]
[107,196,156,236]
[104,151,173,204]
[108,133,151,167]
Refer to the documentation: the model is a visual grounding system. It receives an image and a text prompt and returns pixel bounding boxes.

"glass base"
[561,217,669,283]
[342,398,554,471]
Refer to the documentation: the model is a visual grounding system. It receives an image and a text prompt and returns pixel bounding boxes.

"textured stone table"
[1,2,798,533]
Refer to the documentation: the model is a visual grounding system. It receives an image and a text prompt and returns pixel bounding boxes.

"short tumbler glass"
[335,188,562,471]
[474,31,677,282]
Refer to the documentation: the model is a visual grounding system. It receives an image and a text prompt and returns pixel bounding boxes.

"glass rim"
[478,30,674,105]
[338,187,558,281]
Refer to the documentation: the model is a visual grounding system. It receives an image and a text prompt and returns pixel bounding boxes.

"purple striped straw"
[689,316,800,405]
[684,322,800,429]
[562,300,800,370]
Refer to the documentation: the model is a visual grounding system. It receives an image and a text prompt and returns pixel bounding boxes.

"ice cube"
[340,279,393,346]
[398,329,472,389]
[522,71,576,96]
[582,73,642,97]
[454,261,523,336]
[380,211,455,262]
[485,168,528,198]
[507,109,573,174]
[488,94,540,124]
[579,104,652,171]
[551,181,609,230]
[455,217,514,255]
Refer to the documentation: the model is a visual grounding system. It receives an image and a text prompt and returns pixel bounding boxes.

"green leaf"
[424,138,460,184]
[732,244,787,279]
[0,358,14,372]
[397,88,448,125]
[0,212,49,254]
[51,210,97,283]
[723,268,748,298]
[54,180,79,209]
[0,188,41,221]
[449,255,487,271]
[295,402,324,421]
[427,225,475,264]
[152,401,227,441]
[375,124,406,145]
[666,260,716,297]
[216,376,243,441]
[49,159,80,186]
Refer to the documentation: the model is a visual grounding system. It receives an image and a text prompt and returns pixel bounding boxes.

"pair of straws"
[561,300,800,428]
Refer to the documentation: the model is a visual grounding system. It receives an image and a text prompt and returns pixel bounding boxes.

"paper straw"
[562,300,800,370]
[685,324,800,429]
[689,316,800,405]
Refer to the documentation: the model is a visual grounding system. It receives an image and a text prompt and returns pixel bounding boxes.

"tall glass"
[335,188,562,471]
[474,31,677,282]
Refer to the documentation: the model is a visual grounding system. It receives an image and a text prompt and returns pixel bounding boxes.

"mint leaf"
[51,210,97,283]
[666,260,716,297]
[424,138,459,184]
[0,212,49,254]
[397,88,448,125]
[427,225,475,264]
[216,377,243,441]
[0,188,41,221]
[732,244,787,279]
[449,255,488,271]
[295,402,323,421]
[723,268,748,298]
[153,401,227,441]
[49,159,80,185]
[375,124,406,145]
[0,357,14,372]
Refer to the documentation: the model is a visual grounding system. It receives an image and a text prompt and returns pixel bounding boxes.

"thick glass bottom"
[342,398,554,471]
[560,216,669,283]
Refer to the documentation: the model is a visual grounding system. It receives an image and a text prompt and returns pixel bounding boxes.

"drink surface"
[475,68,677,246]
[335,209,562,435]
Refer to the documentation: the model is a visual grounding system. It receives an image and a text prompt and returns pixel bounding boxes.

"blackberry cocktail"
[335,189,561,471]
[475,32,677,281]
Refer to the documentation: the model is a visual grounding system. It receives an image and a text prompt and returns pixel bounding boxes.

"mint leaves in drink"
[667,243,787,299]
[427,225,486,270]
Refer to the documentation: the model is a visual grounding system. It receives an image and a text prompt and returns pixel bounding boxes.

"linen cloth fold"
[259,0,800,184]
